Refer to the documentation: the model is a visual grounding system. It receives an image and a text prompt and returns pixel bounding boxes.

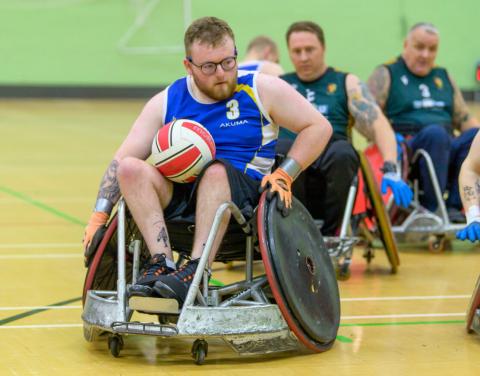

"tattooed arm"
[93,91,167,212]
[346,74,397,163]
[449,74,480,132]
[367,65,391,110]
[459,131,480,215]
[93,160,121,212]
[83,91,166,251]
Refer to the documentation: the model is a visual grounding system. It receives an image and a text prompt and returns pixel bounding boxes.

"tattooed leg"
[156,225,170,249]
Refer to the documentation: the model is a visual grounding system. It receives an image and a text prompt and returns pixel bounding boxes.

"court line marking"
[342,313,465,320]
[0,185,85,226]
[0,243,79,249]
[340,320,465,327]
[0,297,82,326]
[0,294,470,311]
[0,324,82,329]
[0,317,467,330]
[0,305,82,311]
[0,254,81,259]
[341,295,470,301]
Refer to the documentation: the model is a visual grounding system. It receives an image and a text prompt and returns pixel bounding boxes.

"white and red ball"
[151,119,216,183]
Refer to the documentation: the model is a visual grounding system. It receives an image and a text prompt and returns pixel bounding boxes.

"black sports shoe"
[136,253,173,286]
[128,284,155,298]
[447,207,466,224]
[153,258,200,306]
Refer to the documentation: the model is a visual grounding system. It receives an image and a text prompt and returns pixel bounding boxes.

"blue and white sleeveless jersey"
[163,71,278,180]
[238,60,264,72]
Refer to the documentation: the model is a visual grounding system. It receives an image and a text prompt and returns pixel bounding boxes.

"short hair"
[184,17,235,56]
[286,21,325,46]
[408,22,439,37]
[246,35,279,55]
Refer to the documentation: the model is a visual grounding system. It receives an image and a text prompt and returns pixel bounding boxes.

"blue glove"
[380,161,413,208]
[456,221,480,242]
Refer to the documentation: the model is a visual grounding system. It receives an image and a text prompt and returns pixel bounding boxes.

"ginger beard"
[191,68,237,101]
[187,37,238,101]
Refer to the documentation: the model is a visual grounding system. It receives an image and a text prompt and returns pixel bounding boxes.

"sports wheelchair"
[466,275,480,335]
[322,150,401,280]
[274,146,400,281]
[82,192,340,365]
[364,142,465,253]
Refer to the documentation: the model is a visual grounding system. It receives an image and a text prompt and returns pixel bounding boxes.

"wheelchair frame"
[389,148,465,252]
[82,196,337,364]
[323,175,360,280]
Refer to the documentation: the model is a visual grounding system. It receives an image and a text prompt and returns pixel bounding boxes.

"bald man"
[238,35,284,76]
[368,22,479,223]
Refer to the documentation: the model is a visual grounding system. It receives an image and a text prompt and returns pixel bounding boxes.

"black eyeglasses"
[186,55,237,75]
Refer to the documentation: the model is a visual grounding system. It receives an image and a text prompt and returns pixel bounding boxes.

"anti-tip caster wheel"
[191,339,208,365]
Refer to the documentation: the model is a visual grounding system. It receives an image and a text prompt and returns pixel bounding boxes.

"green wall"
[0,0,479,89]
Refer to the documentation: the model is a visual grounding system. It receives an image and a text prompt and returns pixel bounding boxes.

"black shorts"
[163,158,261,222]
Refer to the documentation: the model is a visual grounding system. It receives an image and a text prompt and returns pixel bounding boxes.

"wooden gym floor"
[0,99,479,375]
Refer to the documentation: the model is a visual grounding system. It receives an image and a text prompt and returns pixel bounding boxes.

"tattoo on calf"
[463,185,476,202]
[157,227,169,248]
[97,160,121,203]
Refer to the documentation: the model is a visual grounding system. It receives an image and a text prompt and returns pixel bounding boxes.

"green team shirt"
[279,67,351,140]
[384,56,454,134]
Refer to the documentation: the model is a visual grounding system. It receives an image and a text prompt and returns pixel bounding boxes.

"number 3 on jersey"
[226,99,240,120]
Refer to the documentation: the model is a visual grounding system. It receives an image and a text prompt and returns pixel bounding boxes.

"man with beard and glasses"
[82,17,333,306]
[368,22,479,223]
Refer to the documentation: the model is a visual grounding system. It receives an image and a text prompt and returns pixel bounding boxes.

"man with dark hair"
[368,22,479,222]
[83,17,333,306]
[278,21,411,235]
[239,35,284,76]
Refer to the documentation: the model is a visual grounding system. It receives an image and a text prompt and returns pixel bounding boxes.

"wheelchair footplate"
[128,296,179,314]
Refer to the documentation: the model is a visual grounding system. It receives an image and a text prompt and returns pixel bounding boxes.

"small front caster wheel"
[428,234,448,253]
[191,339,208,365]
[108,335,123,358]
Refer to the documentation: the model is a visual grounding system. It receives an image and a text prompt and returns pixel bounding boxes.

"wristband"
[279,157,302,181]
[466,205,480,225]
[381,161,397,174]
[94,198,114,215]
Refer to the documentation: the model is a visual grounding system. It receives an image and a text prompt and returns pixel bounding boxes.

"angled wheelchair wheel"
[358,152,400,273]
[257,192,340,352]
[82,211,149,305]
[466,276,480,334]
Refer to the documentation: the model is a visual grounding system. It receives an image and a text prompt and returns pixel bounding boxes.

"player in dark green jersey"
[368,22,479,223]
[278,21,412,236]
